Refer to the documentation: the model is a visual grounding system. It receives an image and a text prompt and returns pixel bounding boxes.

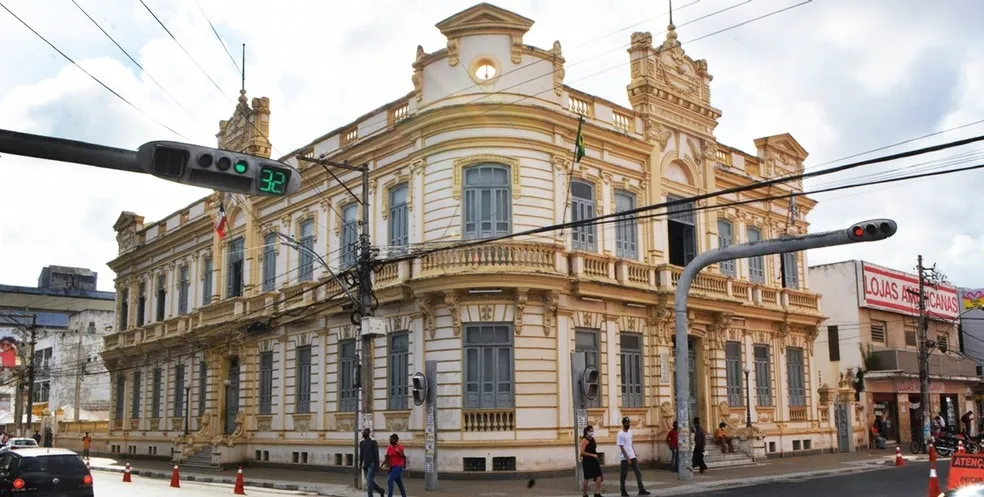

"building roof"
[0,284,114,301]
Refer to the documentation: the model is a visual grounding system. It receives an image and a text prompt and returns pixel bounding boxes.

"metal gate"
[834,398,850,452]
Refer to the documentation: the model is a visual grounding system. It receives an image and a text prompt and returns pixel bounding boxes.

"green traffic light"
[234,160,248,174]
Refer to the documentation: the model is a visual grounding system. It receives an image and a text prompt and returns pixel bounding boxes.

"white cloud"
[1,0,983,291]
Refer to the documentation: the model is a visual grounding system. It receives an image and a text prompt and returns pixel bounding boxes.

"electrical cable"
[191,0,241,75]
[0,1,191,140]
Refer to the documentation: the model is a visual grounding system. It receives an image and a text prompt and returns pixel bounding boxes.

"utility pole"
[672,219,897,481]
[25,314,38,436]
[916,255,932,447]
[294,156,376,490]
[74,324,86,421]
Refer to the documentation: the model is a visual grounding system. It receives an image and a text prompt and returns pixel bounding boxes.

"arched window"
[570,180,596,251]
[389,184,409,254]
[615,190,637,259]
[341,205,358,269]
[463,164,511,239]
[717,219,735,276]
[262,232,278,291]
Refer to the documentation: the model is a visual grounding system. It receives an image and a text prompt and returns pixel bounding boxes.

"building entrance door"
[834,397,850,452]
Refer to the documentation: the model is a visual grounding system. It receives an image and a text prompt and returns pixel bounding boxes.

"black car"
[0,448,93,496]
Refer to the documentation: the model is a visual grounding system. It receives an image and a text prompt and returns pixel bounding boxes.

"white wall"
[809,261,863,385]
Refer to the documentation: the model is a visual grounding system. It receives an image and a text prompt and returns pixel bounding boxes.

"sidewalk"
[88,450,904,496]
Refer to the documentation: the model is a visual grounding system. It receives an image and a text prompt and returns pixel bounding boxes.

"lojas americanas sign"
[859,262,959,320]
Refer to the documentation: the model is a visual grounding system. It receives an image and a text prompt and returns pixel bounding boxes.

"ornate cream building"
[102,4,835,474]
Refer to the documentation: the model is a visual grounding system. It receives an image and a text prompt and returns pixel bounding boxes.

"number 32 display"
[258,165,290,195]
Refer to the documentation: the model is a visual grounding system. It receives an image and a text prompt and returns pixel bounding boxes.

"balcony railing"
[462,409,515,432]
[105,242,822,350]
[789,406,808,422]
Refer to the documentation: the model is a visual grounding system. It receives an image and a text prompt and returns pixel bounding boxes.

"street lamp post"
[743,367,752,428]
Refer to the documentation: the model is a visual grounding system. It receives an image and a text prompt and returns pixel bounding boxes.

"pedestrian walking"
[382,434,407,497]
[962,411,974,435]
[42,428,53,448]
[692,417,707,474]
[358,428,386,497]
[31,430,41,444]
[580,425,603,497]
[666,421,679,472]
[81,432,92,459]
[616,416,650,496]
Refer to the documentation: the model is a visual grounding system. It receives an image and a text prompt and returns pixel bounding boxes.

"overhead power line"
[0,1,190,140]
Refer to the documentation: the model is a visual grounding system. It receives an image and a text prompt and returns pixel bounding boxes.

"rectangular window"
[156,274,167,321]
[725,341,743,407]
[575,329,601,408]
[389,185,410,255]
[339,340,358,412]
[463,324,514,409]
[114,375,125,421]
[151,368,162,418]
[202,257,213,305]
[717,219,736,276]
[120,289,129,330]
[786,347,806,407]
[227,238,245,297]
[388,333,410,410]
[263,233,278,291]
[198,361,207,416]
[131,371,142,419]
[259,351,274,415]
[463,165,511,239]
[137,282,146,326]
[666,194,696,266]
[782,252,799,289]
[870,320,887,343]
[747,227,765,283]
[295,345,312,414]
[620,334,643,408]
[615,191,638,259]
[172,365,185,418]
[570,181,596,251]
[299,220,315,281]
[828,325,841,361]
[905,321,918,347]
[178,266,189,315]
[341,205,358,269]
[753,345,772,406]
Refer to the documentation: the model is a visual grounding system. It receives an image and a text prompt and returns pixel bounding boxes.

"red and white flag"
[215,202,227,239]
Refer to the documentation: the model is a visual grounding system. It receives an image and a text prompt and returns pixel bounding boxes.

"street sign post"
[672,219,898,481]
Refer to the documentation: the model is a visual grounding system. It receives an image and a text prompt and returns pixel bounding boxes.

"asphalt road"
[91,471,317,496]
[701,460,948,497]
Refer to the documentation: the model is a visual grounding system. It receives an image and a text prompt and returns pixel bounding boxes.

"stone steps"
[181,445,220,469]
[702,445,756,468]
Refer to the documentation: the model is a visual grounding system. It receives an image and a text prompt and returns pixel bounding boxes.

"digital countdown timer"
[258,164,292,195]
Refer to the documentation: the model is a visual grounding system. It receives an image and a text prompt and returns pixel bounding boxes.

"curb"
[645,462,893,496]
[91,466,334,494]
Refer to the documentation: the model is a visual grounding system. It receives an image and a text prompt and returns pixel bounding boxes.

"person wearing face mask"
[580,425,603,497]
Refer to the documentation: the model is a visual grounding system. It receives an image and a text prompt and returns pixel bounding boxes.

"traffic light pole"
[672,219,898,481]
[358,163,374,491]
[0,129,140,173]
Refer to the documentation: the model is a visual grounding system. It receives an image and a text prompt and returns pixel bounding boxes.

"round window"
[475,63,497,81]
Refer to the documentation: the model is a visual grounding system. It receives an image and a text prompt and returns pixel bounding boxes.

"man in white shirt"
[617,416,650,496]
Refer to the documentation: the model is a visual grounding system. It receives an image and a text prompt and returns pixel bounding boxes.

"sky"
[1,0,983,293]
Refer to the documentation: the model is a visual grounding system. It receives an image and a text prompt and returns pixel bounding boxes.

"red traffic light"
[852,226,865,237]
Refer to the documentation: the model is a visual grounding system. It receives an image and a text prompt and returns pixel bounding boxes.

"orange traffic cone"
[959,440,966,454]
[233,465,246,495]
[122,462,132,483]
[895,445,905,466]
[928,465,942,496]
[929,443,937,464]
[170,464,180,488]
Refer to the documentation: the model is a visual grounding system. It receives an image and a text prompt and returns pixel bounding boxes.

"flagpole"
[558,115,585,240]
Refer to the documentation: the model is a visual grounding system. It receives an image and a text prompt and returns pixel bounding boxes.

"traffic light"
[580,366,599,401]
[136,141,301,197]
[846,219,897,242]
[411,372,428,406]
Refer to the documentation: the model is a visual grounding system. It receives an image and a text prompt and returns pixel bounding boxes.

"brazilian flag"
[573,116,586,163]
